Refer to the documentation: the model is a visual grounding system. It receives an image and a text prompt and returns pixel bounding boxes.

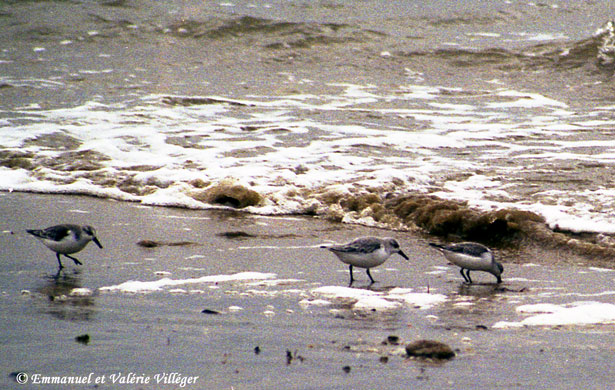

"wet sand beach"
[2,192,615,389]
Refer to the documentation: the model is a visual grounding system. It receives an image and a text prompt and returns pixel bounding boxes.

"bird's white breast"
[336,247,390,268]
[41,235,89,254]
[443,251,493,271]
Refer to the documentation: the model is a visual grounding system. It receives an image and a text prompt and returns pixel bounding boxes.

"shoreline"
[4,188,615,268]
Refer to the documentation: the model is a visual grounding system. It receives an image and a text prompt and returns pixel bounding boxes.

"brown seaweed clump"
[388,194,545,246]
[192,182,262,209]
[405,340,455,360]
[318,190,546,247]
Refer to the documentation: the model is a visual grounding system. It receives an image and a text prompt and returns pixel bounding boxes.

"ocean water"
[2,0,615,255]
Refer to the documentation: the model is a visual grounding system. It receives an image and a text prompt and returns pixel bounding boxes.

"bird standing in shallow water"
[27,224,103,270]
[322,237,409,285]
[429,242,503,284]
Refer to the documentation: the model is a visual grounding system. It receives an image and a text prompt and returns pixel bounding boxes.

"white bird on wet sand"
[27,224,103,270]
[322,237,409,285]
[429,242,503,284]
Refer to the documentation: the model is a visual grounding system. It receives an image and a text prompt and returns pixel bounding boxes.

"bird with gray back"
[27,224,103,270]
[429,242,503,284]
[322,237,409,285]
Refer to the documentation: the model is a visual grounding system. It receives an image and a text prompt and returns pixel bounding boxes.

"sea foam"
[99,272,277,294]
[493,301,615,328]
[3,84,615,237]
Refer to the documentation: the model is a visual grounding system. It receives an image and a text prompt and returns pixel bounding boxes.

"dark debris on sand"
[137,240,199,248]
[405,340,455,360]
[75,334,90,345]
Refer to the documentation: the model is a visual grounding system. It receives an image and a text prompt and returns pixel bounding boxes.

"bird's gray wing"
[41,225,72,241]
[447,243,490,257]
[331,237,382,254]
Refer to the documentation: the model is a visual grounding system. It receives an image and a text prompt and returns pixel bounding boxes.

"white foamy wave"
[493,301,615,328]
[99,272,277,294]
[3,84,615,233]
[308,285,446,314]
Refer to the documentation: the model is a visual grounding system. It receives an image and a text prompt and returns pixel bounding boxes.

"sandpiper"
[322,237,409,285]
[429,242,503,284]
[27,224,103,269]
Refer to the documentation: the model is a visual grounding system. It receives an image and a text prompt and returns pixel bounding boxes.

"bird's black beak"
[398,250,409,260]
[93,236,103,249]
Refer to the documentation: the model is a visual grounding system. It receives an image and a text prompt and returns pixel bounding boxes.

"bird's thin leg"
[460,268,472,284]
[366,268,376,284]
[64,254,83,266]
[56,253,64,270]
[466,270,473,284]
[348,265,355,286]
[459,268,468,283]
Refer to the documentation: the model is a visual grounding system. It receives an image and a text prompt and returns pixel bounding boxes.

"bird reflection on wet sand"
[34,271,96,322]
